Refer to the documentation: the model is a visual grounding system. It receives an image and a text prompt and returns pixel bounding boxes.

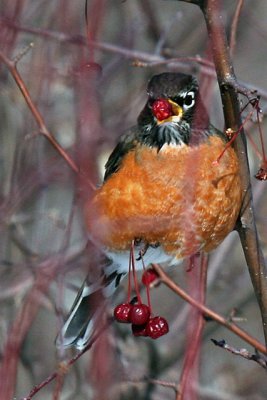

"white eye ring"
[182,91,195,109]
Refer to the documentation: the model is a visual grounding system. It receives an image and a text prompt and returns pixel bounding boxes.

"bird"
[57,72,242,349]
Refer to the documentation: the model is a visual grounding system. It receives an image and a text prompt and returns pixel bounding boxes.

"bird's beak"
[157,99,183,124]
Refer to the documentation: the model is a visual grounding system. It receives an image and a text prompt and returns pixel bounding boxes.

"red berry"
[129,304,150,325]
[142,268,159,287]
[152,99,173,121]
[132,323,148,337]
[255,166,267,181]
[146,316,169,339]
[114,303,132,323]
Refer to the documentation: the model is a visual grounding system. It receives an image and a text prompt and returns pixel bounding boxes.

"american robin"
[57,72,242,348]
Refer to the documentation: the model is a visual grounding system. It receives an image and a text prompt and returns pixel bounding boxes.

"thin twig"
[152,263,267,355]
[230,0,245,57]
[4,18,267,100]
[133,55,214,69]
[0,50,80,175]
[128,375,178,392]
[211,339,267,369]
[21,319,112,400]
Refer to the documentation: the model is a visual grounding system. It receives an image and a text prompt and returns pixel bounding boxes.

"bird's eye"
[183,91,195,109]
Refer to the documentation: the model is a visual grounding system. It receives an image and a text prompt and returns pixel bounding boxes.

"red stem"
[177,254,208,400]
[85,0,106,63]
[141,256,152,312]
[246,131,262,160]
[127,246,133,303]
[257,109,267,164]
[130,241,142,304]
[215,105,257,164]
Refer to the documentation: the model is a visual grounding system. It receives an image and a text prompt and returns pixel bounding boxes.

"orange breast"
[85,136,242,258]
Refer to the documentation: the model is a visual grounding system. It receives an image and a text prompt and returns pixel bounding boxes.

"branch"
[20,319,112,400]
[152,264,267,355]
[199,0,267,346]
[177,254,208,400]
[127,376,178,394]
[4,18,267,100]
[211,339,267,369]
[0,50,79,175]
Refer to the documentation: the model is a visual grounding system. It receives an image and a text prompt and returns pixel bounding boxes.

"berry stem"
[245,131,263,160]
[215,103,257,164]
[141,255,152,312]
[127,244,132,303]
[130,241,142,304]
[257,107,267,164]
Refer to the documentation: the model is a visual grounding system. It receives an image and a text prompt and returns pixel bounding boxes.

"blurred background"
[0,1,267,399]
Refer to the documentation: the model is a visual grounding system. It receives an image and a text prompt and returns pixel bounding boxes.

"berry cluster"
[152,98,173,121]
[113,251,169,340]
[114,301,168,339]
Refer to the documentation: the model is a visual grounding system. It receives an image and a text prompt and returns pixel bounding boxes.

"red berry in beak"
[146,316,169,339]
[129,304,150,325]
[152,98,173,121]
[114,303,132,323]
[142,268,159,287]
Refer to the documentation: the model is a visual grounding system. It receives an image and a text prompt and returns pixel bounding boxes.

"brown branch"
[0,19,164,62]
[152,264,267,355]
[211,339,267,369]
[198,0,267,346]
[127,376,178,393]
[4,18,267,100]
[133,55,214,69]
[0,50,79,175]
[174,0,267,349]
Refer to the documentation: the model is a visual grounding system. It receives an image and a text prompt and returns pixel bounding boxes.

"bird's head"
[137,73,209,150]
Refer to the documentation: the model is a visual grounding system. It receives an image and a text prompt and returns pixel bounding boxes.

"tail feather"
[56,270,125,349]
